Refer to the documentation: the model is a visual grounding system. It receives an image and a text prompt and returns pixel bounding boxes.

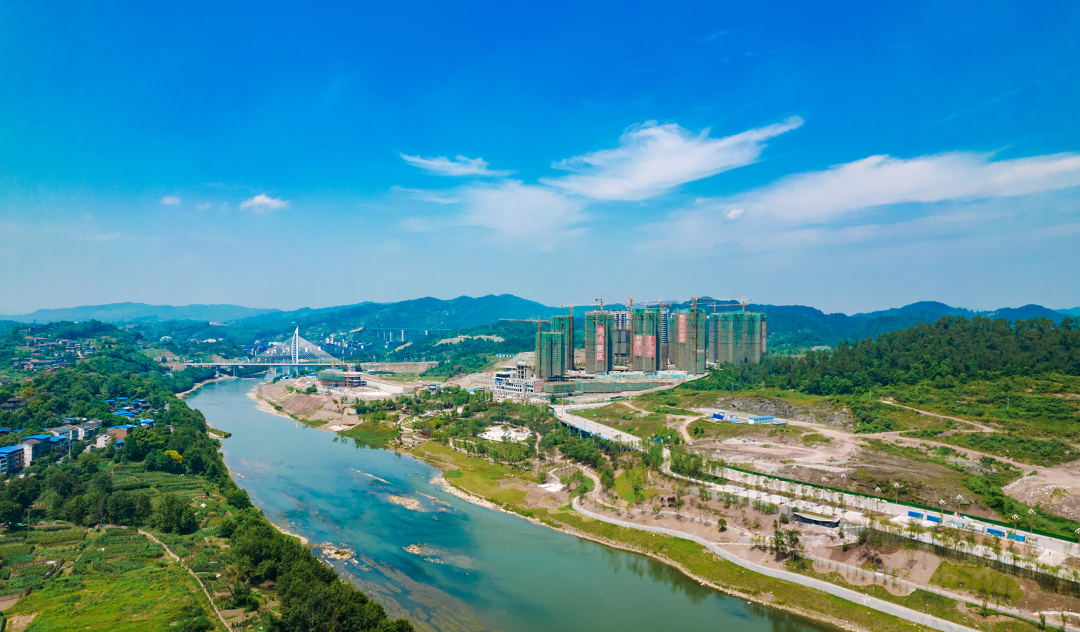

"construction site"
[493,296,767,402]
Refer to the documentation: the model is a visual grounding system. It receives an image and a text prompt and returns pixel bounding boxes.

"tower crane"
[710,296,753,312]
[499,317,550,338]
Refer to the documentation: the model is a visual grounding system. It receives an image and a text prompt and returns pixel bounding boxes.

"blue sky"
[1,1,1078,314]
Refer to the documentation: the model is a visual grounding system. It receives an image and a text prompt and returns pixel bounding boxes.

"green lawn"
[576,404,677,440]
[339,421,400,447]
[930,561,1024,604]
[613,467,656,503]
[413,442,529,508]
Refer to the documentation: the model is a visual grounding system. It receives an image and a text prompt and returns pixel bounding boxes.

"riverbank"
[232,378,1028,632]
[404,440,1007,632]
[176,374,237,399]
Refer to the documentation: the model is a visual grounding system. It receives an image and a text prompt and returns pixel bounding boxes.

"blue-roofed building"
[21,435,54,464]
[0,429,10,436]
[51,425,80,441]
[0,445,25,474]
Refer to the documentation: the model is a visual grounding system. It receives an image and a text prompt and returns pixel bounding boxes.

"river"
[189,376,838,632]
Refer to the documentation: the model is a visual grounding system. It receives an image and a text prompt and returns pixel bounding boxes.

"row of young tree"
[683,315,1080,396]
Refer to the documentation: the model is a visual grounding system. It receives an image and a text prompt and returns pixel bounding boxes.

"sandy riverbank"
[176,375,237,399]
[271,522,310,546]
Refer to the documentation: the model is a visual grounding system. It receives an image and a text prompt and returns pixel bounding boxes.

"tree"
[786,529,803,559]
[154,494,197,533]
[0,500,22,524]
[717,517,727,532]
[772,525,788,556]
[599,466,616,493]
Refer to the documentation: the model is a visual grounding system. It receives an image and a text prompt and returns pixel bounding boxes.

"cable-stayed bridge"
[182,328,341,367]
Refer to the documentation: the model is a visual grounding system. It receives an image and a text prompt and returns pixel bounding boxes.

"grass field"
[339,421,400,447]
[413,442,529,508]
[613,467,655,503]
[575,404,679,441]
[929,561,1024,604]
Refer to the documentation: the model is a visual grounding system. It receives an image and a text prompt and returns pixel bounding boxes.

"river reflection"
[189,376,840,632]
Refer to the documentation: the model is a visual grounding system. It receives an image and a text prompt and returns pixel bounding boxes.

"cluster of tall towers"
[535,302,767,379]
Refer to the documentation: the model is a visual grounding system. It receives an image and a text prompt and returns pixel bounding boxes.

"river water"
[189,376,837,632]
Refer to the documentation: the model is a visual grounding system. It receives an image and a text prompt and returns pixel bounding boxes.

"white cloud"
[460,181,585,239]
[161,196,181,205]
[239,194,288,213]
[643,151,1080,255]
[718,151,1080,223]
[540,116,803,201]
[401,154,511,177]
[197,203,211,210]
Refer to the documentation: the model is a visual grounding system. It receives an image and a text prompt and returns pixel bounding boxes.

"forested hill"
[698,315,1080,396]
[227,294,560,343]
[6,296,1075,358]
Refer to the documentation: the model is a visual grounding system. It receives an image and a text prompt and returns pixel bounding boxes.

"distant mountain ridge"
[231,294,559,341]
[4,296,1075,351]
[2,302,280,324]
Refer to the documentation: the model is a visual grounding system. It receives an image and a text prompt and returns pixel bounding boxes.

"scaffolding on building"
[708,311,767,366]
[584,311,614,374]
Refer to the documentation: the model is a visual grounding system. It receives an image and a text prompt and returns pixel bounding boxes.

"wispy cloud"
[401,154,511,177]
[161,196,181,205]
[643,151,1080,253]
[541,116,803,201]
[460,181,585,239]
[239,194,288,213]
[197,202,211,210]
[390,185,460,205]
[710,151,1080,223]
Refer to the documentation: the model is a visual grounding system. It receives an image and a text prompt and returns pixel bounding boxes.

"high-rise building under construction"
[551,314,575,372]
[584,311,614,373]
[535,330,569,379]
[708,311,767,366]
[631,307,662,372]
[671,308,706,374]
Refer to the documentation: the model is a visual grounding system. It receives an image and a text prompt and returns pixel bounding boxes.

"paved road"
[572,498,985,632]
[550,402,1079,565]
[552,404,645,449]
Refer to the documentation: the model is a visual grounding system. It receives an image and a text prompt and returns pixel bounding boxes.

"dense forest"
[0,330,412,631]
[686,315,1080,395]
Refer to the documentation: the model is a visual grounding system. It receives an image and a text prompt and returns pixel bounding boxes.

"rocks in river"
[320,544,355,561]
[388,495,424,511]
[403,543,444,564]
